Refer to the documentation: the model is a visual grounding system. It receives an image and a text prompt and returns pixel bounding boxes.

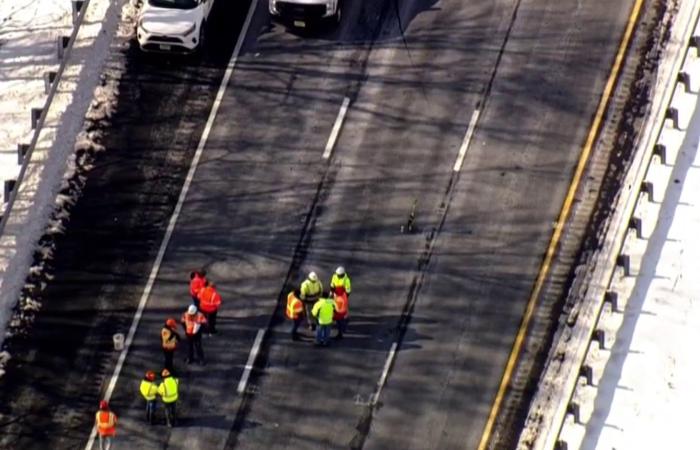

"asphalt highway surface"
[0,0,637,449]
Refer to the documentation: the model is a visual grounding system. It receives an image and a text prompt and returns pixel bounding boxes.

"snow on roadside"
[0,0,138,376]
[0,0,73,206]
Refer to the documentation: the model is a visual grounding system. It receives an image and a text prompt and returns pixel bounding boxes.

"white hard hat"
[335,266,345,276]
[187,304,197,315]
[308,271,318,282]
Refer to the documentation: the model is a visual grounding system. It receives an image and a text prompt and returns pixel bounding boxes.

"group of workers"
[94,270,223,449]
[94,267,350,448]
[287,266,352,346]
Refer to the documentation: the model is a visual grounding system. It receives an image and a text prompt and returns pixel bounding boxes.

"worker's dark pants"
[163,349,175,373]
[205,310,218,334]
[186,333,204,363]
[290,317,303,337]
[303,299,318,329]
[163,401,177,427]
[191,295,199,308]
[145,399,156,424]
[315,324,330,345]
[335,318,348,337]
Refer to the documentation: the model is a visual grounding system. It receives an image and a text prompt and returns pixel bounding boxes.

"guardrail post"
[566,402,581,424]
[678,71,692,93]
[653,143,667,165]
[43,71,57,94]
[71,0,85,24]
[4,180,17,202]
[555,440,569,450]
[629,216,643,239]
[592,329,606,350]
[31,108,43,129]
[665,107,679,130]
[690,35,700,57]
[604,290,619,312]
[641,180,654,202]
[17,144,29,165]
[579,365,593,386]
[616,254,630,276]
[57,36,70,60]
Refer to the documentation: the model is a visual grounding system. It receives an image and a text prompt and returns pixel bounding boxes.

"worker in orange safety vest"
[286,289,304,341]
[181,305,207,365]
[189,270,207,308]
[197,281,222,335]
[161,318,180,374]
[95,400,117,450]
[333,291,349,339]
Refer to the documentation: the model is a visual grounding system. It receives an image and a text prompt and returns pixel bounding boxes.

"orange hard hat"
[166,318,177,328]
[161,368,171,378]
[145,370,156,381]
[99,400,108,410]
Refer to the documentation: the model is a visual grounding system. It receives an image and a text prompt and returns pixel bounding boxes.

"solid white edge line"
[372,341,398,405]
[84,1,260,448]
[453,109,480,172]
[237,328,266,395]
[322,96,351,159]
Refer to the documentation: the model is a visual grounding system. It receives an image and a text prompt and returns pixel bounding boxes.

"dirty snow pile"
[0,0,137,376]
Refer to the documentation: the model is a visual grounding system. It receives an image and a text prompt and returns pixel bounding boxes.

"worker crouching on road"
[286,289,304,341]
[181,305,207,365]
[312,291,336,346]
[95,400,117,450]
[198,280,222,335]
[157,369,179,427]
[161,318,181,374]
[139,370,158,424]
[300,271,323,331]
[189,270,207,308]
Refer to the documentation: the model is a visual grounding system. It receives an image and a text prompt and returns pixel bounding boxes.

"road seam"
[83,0,260,448]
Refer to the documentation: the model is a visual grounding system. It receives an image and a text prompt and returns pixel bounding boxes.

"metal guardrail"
[518,1,700,449]
[0,0,91,237]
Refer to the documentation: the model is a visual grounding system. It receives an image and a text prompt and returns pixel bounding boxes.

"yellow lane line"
[476,0,645,448]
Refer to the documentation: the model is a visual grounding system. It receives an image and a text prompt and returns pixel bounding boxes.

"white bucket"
[113,333,125,351]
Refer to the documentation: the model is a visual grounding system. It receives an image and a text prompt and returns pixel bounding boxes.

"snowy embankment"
[0,0,136,375]
[559,18,700,450]
[0,1,71,207]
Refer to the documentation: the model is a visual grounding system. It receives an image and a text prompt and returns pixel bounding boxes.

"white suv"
[137,0,214,53]
[269,0,340,27]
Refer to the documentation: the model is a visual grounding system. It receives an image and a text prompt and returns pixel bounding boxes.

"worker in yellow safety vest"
[157,369,179,427]
[286,289,304,341]
[312,292,336,346]
[300,271,323,331]
[139,370,158,424]
[329,266,352,296]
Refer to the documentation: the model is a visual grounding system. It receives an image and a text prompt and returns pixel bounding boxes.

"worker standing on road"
[181,304,207,365]
[300,271,323,331]
[286,289,304,341]
[157,369,179,428]
[139,370,158,424]
[311,291,336,346]
[94,400,117,450]
[189,270,207,308]
[198,281,222,335]
[330,266,352,296]
[333,291,349,339]
[161,318,181,374]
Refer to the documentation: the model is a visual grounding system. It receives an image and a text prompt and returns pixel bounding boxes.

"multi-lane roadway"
[0,0,639,448]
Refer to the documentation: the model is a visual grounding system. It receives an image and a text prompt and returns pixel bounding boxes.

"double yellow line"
[477,0,645,448]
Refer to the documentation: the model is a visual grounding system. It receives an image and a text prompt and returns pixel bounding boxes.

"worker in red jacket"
[333,291,349,339]
[198,281,222,335]
[189,270,207,308]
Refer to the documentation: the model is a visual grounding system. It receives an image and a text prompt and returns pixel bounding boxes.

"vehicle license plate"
[159,44,171,50]
[293,20,306,28]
